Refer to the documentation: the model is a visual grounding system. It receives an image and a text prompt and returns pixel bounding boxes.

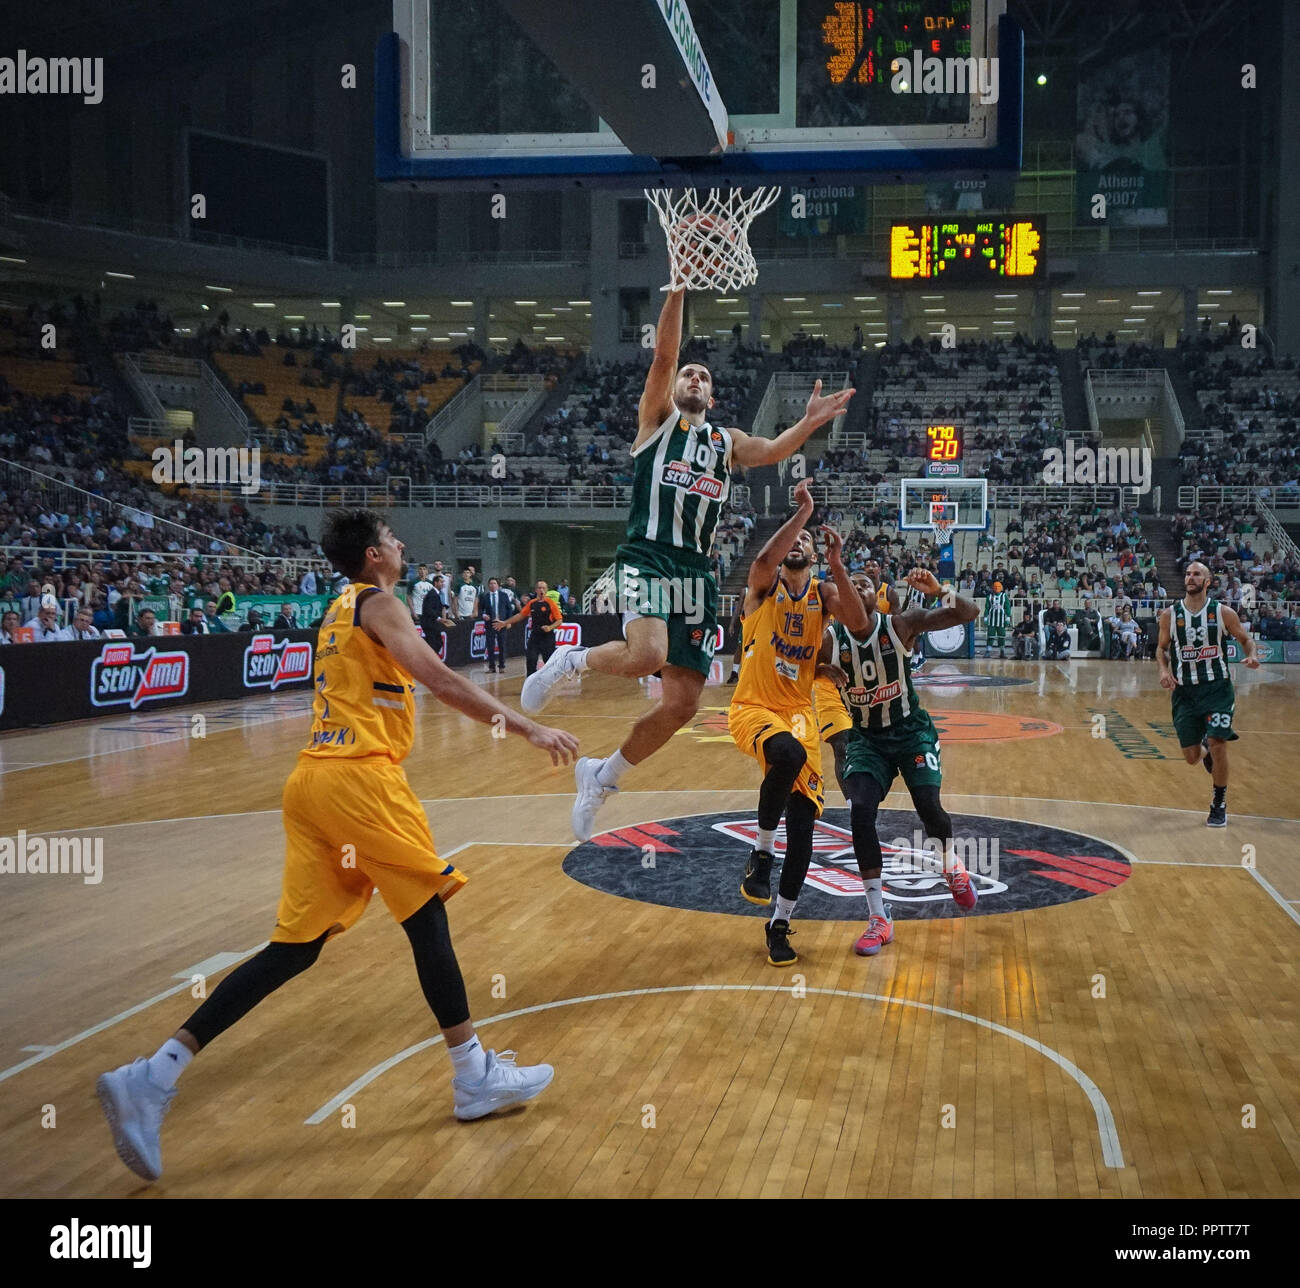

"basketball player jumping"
[96,512,580,1182]
[728,480,870,966]
[1157,561,1258,827]
[814,564,897,797]
[521,287,854,842]
[819,568,980,955]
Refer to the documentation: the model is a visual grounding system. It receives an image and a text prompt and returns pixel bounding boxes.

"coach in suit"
[420,586,457,660]
[479,578,516,673]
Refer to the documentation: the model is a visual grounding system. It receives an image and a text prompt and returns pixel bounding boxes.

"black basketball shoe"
[765,918,798,967]
[1207,802,1227,827]
[741,849,774,905]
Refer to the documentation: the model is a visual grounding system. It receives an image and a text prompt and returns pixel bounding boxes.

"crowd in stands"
[1178,329,1300,491]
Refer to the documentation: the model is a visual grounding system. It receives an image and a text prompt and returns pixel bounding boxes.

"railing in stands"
[424,376,481,449]
[186,482,639,508]
[1177,486,1300,512]
[0,458,268,557]
[0,544,320,578]
[794,483,1139,510]
[1257,498,1300,565]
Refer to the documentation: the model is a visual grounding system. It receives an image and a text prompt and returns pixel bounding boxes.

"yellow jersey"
[877,582,892,613]
[303,583,417,761]
[733,576,827,711]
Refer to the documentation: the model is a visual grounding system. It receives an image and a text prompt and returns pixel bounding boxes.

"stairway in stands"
[1055,348,1092,438]
[718,514,784,606]
[1142,514,1184,592]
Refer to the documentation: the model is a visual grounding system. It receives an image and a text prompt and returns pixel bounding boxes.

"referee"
[501,580,563,675]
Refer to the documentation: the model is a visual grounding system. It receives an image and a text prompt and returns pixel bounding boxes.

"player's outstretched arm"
[893,568,977,651]
[816,524,870,636]
[1156,608,1177,688]
[1219,604,1260,668]
[360,591,579,765]
[729,379,855,468]
[742,479,815,614]
[636,289,686,445]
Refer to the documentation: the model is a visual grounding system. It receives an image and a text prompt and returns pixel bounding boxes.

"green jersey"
[984,590,1012,629]
[1169,597,1232,687]
[831,612,924,732]
[626,408,733,556]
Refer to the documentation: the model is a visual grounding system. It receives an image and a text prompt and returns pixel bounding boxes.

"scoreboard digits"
[925,424,963,477]
[890,217,1044,281]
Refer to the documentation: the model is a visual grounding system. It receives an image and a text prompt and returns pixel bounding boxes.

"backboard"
[899,476,989,532]
[378,0,1023,189]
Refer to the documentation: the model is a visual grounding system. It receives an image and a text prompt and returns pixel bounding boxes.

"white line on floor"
[304,984,1126,1169]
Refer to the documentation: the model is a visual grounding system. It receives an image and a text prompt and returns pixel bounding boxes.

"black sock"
[1213,786,1226,807]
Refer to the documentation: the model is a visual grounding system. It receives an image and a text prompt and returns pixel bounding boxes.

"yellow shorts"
[813,675,853,740]
[271,756,467,944]
[728,701,824,814]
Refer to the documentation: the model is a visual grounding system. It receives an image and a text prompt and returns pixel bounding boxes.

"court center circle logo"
[563,810,1132,921]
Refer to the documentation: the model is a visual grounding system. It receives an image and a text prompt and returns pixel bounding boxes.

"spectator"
[59,606,102,641]
[1,609,22,643]
[24,601,63,641]
[1043,620,1071,659]
[272,605,297,630]
[1012,609,1039,660]
[181,607,210,635]
[1109,607,1140,659]
[203,600,230,633]
[130,608,160,638]
[239,609,264,633]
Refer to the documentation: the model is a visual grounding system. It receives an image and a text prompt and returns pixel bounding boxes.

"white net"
[929,518,955,547]
[646,186,781,292]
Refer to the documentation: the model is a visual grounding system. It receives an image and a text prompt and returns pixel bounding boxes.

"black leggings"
[758,732,806,830]
[778,792,817,902]
[181,896,469,1049]
[843,774,952,877]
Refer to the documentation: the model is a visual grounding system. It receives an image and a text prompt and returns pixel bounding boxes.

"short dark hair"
[322,510,385,580]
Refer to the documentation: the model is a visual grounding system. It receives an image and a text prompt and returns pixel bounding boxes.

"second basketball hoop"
[646,187,781,292]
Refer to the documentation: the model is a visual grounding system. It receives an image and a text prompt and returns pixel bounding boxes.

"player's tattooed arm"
[743,479,814,616]
[636,289,686,443]
[892,567,977,652]
[730,379,855,468]
[1219,604,1261,669]
[359,591,580,765]
[1156,607,1177,689]
[817,524,870,635]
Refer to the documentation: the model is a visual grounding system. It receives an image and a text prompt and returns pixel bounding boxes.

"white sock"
[942,838,958,873]
[597,749,632,788]
[864,877,886,919]
[773,894,797,923]
[146,1038,193,1090]
[565,646,589,674]
[756,827,777,854]
[448,1035,487,1082]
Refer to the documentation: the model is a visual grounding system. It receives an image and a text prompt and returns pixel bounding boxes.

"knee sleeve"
[845,772,886,875]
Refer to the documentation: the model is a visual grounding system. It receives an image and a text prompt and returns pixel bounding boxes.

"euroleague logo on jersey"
[242,633,313,690]
[563,809,1132,922]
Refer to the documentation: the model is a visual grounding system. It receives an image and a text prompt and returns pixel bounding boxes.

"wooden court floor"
[1,658,1297,1199]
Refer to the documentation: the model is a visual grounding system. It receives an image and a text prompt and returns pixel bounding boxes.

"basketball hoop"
[930,518,955,546]
[646,187,781,292]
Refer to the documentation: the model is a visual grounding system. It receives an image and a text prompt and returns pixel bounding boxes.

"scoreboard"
[925,424,964,477]
[890,217,1044,281]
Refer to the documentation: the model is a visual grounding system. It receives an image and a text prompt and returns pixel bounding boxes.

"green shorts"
[842,709,943,794]
[1171,677,1238,748]
[613,537,719,677]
